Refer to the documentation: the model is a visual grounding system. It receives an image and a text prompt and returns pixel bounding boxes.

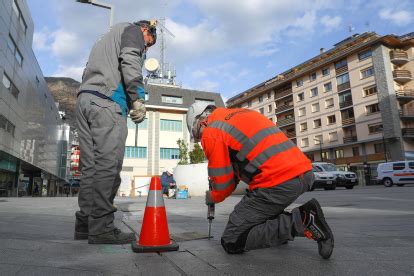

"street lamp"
[76,0,114,27]
[314,138,323,162]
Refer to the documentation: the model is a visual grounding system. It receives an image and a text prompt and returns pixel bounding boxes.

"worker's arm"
[119,24,146,102]
[202,138,236,204]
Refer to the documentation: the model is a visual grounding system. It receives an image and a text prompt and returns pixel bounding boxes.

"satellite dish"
[144,58,160,73]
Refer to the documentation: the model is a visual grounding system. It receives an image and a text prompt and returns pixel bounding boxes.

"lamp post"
[76,0,114,27]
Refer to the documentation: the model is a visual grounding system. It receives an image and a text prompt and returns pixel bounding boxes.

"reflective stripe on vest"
[208,165,233,177]
[244,140,296,173]
[212,178,235,191]
[146,190,165,207]
[236,126,281,161]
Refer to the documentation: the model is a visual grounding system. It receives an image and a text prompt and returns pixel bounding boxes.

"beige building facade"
[227,32,414,183]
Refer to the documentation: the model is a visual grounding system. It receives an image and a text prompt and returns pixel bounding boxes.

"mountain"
[45,77,80,130]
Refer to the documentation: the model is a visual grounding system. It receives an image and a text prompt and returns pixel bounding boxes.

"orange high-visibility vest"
[201,108,312,203]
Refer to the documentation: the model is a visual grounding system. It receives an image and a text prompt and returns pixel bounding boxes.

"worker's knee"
[221,238,245,254]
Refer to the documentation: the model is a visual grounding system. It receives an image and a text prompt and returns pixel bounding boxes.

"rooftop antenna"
[348,24,355,33]
[158,17,175,78]
[365,21,370,32]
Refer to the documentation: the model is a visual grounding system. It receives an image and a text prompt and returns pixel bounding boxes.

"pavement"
[0,185,414,275]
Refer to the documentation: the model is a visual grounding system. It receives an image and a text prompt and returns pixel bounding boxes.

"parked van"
[377,161,414,187]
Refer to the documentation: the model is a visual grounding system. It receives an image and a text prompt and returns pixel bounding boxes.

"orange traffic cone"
[132,176,179,253]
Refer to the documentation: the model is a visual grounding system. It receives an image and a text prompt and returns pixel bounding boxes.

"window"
[313,119,322,128]
[15,49,23,66]
[335,149,344,158]
[368,123,382,134]
[335,59,347,69]
[0,114,15,136]
[322,68,330,76]
[325,98,334,108]
[300,122,307,132]
[324,82,332,92]
[297,92,304,101]
[358,49,372,61]
[301,138,309,147]
[160,119,182,132]
[6,34,23,66]
[161,95,183,104]
[296,79,303,87]
[352,147,359,156]
[321,152,330,160]
[329,132,338,142]
[409,162,414,169]
[160,148,180,159]
[124,146,147,158]
[247,101,252,107]
[339,90,352,105]
[195,98,215,105]
[374,143,385,153]
[259,107,264,114]
[267,92,271,99]
[268,104,272,113]
[127,118,148,129]
[12,0,19,17]
[12,1,27,34]
[314,135,323,145]
[327,115,336,124]
[336,73,350,85]
[2,73,19,99]
[2,74,11,89]
[392,162,406,170]
[311,103,320,113]
[309,72,317,81]
[366,103,380,114]
[364,86,377,97]
[341,108,355,119]
[298,107,306,117]
[310,87,318,97]
[258,96,263,103]
[361,67,374,79]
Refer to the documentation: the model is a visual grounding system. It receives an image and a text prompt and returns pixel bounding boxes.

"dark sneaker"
[299,198,334,259]
[74,222,88,240]
[88,228,136,244]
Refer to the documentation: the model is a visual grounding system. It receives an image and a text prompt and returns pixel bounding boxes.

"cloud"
[192,70,207,78]
[379,9,412,26]
[33,31,49,51]
[250,45,279,57]
[320,15,342,30]
[197,80,219,92]
[52,65,84,81]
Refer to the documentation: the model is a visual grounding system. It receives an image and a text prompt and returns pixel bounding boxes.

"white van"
[377,161,414,187]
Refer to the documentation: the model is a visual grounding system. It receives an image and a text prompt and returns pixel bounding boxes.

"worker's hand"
[129,100,146,124]
[205,190,215,205]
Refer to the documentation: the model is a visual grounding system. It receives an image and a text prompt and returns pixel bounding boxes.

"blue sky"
[28,0,413,101]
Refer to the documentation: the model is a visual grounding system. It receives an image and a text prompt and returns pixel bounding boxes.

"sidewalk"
[1,186,413,275]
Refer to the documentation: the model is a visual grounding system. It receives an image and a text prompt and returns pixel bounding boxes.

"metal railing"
[342,117,355,125]
[285,131,296,138]
[396,89,414,97]
[343,136,357,143]
[390,51,408,62]
[399,110,414,117]
[275,104,294,114]
[274,88,293,100]
[335,65,348,75]
[402,128,414,137]
[393,70,412,80]
[337,81,351,92]
[277,117,295,127]
[339,99,353,109]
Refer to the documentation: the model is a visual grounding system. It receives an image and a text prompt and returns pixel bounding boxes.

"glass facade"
[127,117,148,129]
[160,119,182,132]
[160,148,180,159]
[125,146,147,159]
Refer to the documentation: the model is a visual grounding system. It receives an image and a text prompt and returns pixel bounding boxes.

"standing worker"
[74,20,157,244]
[186,103,334,259]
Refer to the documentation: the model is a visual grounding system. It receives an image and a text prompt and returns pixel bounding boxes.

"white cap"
[167,167,174,174]
[186,102,215,142]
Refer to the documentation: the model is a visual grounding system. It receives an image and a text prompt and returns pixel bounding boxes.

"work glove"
[129,100,146,124]
[205,190,215,206]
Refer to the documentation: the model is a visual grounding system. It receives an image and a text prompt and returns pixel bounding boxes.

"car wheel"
[383,178,393,187]
[397,184,405,187]
[345,185,354,189]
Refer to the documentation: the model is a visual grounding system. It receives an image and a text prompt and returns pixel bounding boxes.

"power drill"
[207,179,215,240]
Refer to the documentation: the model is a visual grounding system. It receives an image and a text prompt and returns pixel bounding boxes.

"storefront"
[0,151,19,197]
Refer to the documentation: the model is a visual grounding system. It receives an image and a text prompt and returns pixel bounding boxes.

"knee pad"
[221,238,245,254]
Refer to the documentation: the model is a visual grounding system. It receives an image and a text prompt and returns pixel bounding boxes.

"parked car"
[377,161,414,187]
[312,162,358,189]
[311,165,336,190]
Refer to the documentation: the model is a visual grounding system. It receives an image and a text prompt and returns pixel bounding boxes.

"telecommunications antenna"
[144,58,160,73]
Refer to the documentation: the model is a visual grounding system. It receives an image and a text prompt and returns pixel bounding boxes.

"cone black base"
[131,240,179,253]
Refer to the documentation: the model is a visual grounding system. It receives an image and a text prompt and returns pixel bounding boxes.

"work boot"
[74,221,88,240]
[88,228,136,244]
[299,198,334,259]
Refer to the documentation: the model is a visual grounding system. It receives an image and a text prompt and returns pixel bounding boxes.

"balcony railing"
[277,117,295,127]
[400,110,414,117]
[396,89,414,98]
[342,117,355,126]
[285,130,296,138]
[393,70,412,83]
[339,99,353,109]
[335,65,348,75]
[337,81,351,92]
[275,104,294,114]
[343,136,357,143]
[402,128,414,137]
[274,88,293,100]
[390,50,409,65]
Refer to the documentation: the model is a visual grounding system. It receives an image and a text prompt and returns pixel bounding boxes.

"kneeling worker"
[186,102,334,259]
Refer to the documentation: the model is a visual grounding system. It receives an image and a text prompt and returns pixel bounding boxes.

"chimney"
[320,48,325,54]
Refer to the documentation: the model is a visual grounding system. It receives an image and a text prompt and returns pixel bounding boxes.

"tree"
[189,143,206,164]
[177,138,188,165]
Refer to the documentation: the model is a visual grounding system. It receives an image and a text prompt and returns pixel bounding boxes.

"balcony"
[337,81,351,92]
[275,104,294,114]
[277,117,295,127]
[285,129,296,138]
[396,89,414,103]
[402,128,414,138]
[335,65,348,75]
[342,117,355,126]
[399,110,414,119]
[393,69,412,84]
[339,99,353,109]
[390,50,409,65]
[343,136,357,143]
[274,88,293,100]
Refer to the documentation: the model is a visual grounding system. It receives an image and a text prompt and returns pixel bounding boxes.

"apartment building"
[0,0,68,197]
[118,84,224,196]
[227,32,414,183]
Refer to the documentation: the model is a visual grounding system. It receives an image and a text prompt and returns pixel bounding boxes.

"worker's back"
[203,108,312,191]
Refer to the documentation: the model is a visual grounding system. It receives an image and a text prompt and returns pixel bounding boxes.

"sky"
[27,0,413,102]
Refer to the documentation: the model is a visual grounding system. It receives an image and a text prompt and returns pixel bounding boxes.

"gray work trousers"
[221,171,314,254]
[75,93,127,236]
